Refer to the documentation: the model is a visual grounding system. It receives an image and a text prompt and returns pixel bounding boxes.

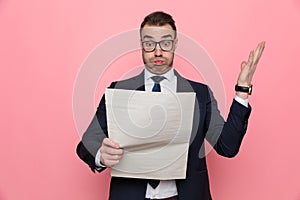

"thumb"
[240,61,247,70]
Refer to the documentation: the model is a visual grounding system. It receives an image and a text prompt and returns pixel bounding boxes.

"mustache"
[151,58,166,61]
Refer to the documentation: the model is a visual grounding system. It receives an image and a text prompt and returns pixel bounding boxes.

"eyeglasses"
[141,40,174,52]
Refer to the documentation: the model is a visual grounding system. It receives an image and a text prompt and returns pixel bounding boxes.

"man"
[76,11,265,200]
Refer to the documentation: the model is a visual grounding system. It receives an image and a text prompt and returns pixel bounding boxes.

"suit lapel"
[174,70,195,93]
[132,71,145,91]
[114,70,145,91]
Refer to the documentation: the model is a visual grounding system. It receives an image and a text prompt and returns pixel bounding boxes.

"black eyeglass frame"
[141,40,175,52]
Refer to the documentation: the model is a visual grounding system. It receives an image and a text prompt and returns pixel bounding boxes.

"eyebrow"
[142,34,173,40]
[143,35,154,39]
[161,34,173,39]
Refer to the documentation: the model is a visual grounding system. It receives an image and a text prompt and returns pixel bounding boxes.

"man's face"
[141,24,177,75]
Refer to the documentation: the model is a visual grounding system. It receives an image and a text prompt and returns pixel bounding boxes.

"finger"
[259,41,265,50]
[102,153,123,161]
[100,142,123,155]
[101,158,120,168]
[247,50,254,67]
[258,41,265,56]
[104,147,124,156]
[101,151,123,168]
[253,42,266,65]
[240,61,247,70]
[103,138,120,148]
[256,41,265,57]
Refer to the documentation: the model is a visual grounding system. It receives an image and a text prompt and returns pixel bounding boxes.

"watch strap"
[235,84,253,95]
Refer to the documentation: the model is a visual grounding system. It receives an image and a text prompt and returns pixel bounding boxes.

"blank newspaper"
[105,88,195,180]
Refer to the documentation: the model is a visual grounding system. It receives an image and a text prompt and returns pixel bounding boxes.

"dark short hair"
[140,11,177,37]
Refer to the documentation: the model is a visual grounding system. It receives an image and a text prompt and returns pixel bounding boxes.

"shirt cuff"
[95,149,106,168]
[234,95,249,108]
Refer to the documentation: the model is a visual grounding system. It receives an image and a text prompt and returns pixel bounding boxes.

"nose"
[154,43,162,56]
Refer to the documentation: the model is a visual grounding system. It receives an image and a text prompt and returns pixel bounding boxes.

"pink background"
[1,0,300,199]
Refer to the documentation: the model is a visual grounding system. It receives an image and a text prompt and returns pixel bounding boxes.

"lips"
[154,60,164,65]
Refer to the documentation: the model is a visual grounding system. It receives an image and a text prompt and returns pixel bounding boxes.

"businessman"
[76,11,265,200]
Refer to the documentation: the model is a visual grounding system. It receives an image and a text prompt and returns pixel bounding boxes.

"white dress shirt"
[144,69,178,199]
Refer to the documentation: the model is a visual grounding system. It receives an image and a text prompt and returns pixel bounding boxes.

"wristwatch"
[235,84,253,95]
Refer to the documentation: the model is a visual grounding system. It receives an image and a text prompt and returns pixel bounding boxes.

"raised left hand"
[237,41,265,86]
[236,41,265,98]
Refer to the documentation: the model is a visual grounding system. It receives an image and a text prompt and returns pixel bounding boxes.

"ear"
[174,37,178,50]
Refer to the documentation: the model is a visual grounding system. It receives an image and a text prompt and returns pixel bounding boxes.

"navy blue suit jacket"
[76,70,251,200]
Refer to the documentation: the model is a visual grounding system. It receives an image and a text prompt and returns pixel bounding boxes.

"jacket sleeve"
[76,82,117,172]
[205,87,251,158]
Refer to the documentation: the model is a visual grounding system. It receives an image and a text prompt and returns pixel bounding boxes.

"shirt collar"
[144,68,175,82]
